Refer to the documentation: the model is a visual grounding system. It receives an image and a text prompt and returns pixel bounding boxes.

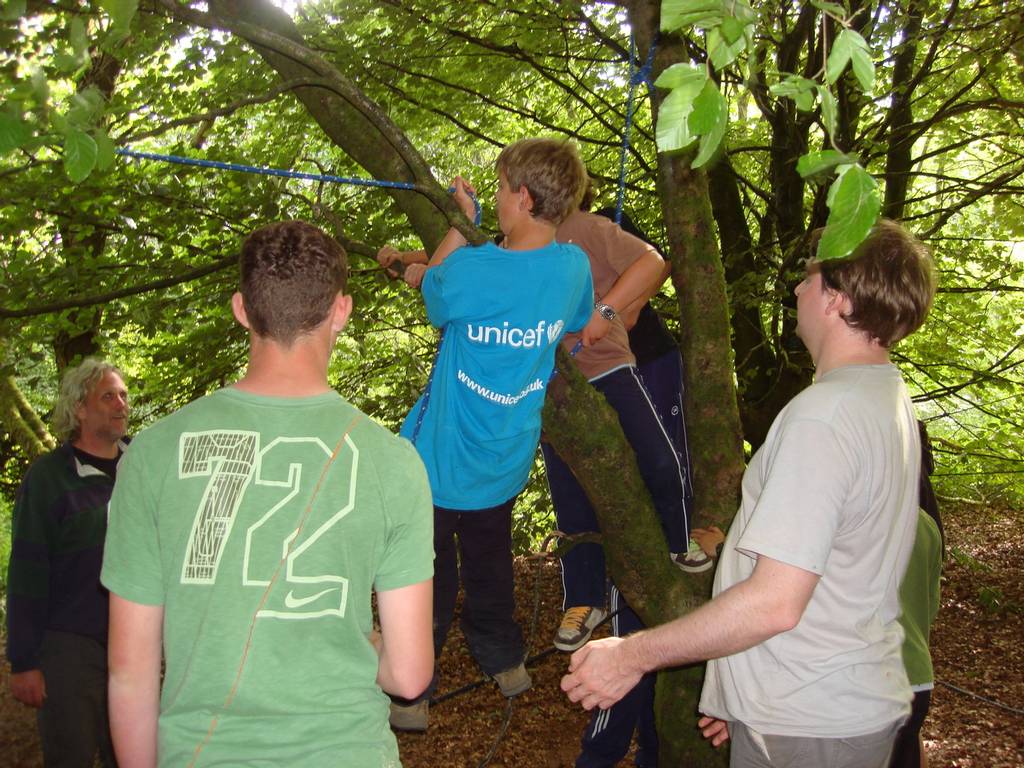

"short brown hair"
[495,139,587,224]
[810,219,936,347]
[239,221,348,346]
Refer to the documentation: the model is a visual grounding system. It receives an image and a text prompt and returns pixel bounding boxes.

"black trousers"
[433,498,525,675]
[37,630,117,768]
[889,689,932,768]
[395,498,526,706]
[576,584,658,768]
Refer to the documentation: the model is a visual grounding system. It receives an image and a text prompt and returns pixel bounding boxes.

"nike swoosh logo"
[284,587,338,609]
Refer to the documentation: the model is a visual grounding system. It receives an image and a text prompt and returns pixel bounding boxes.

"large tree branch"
[121,78,334,143]
[937,284,1024,294]
[0,340,56,460]
[157,0,481,248]
[0,256,236,319]
[921,166,1024,237]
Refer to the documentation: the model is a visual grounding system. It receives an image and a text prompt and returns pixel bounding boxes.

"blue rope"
[409,330,443,445]
[115,148,482,225]
[548,339,584,383]
[614,34,657,225]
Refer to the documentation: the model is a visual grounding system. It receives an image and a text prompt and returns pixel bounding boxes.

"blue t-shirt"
[401,240,593,509]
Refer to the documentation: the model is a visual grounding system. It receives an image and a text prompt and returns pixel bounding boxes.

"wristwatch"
[595,302,617,321]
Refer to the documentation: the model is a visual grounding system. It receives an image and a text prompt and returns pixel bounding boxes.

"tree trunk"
[0,339,55,461]
[542,348,718,766]
[625,3,746,762]
[0,374,55,461]
[883,1,924,219]
[52,51,124,371]
[706,158,809,448]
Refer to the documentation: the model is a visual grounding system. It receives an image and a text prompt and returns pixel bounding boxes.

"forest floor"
[1,500,1021,767]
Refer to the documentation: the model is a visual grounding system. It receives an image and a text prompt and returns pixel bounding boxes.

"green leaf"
[653,62,707,93]
[826,28,854,84]
[817,86,838,135]
[98,0,138,31]
[0,0,26,21]
[818,163,881,260]
[707,26,747,71]
[63,127,98,182]
[29,68,50,107]
[850,45,875,92]
[810,0,848,17]
[720,15,747,45]
[691,86,728,168]
[661,0,724,32]
[655,86,700,153]
[825,163,848,207]
[70,16,89,58]
[93,128,116,172]
[796,150,856,180]
[50,111,69,134]
[54,49,86,74]
[0,107,32,155]
[770,74,817,111]
[689,79,722,134]
[67,86,104,128]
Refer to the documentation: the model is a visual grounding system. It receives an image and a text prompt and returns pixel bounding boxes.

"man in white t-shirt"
[560,220,936,768]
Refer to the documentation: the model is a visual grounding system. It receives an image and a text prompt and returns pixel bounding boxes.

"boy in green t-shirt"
[102,221,435,767]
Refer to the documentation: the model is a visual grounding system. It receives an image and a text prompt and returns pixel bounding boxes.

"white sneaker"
[672,538,714,573]
[554,606,607,652]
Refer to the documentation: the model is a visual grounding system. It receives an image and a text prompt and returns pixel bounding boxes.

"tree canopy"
[2,0,1021,500]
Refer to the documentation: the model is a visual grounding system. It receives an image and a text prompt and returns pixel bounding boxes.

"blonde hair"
[495,139,587,224]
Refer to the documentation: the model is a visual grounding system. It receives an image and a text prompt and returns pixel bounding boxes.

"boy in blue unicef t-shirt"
[379,138,593,730]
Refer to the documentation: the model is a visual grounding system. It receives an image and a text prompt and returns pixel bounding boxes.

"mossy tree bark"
[541,349,718,766]
[0,373,55,461]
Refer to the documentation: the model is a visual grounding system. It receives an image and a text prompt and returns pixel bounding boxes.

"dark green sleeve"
[5,462,56,672]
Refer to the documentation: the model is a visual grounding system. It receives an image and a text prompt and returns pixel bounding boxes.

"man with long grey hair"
[6,357,129,767]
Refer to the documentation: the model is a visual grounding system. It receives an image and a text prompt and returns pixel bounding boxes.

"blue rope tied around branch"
[115,148,482,225]
[614,33,657,225]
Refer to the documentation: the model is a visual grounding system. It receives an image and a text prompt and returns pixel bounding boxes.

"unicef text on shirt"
[466,320,565,348]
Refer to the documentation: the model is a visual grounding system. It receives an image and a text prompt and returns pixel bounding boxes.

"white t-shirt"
[699,364,918,737]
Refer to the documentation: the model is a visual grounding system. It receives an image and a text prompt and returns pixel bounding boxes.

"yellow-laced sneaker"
[554,605,607,652]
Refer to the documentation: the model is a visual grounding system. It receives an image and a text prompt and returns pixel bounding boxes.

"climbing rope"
[118,32,655,237]
[115,148,482,225]
[936,680,1024,716]
[431,529,619,708]
[614,33,657,225]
